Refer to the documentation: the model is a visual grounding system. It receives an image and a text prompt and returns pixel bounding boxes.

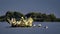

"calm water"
[0,22,60,34]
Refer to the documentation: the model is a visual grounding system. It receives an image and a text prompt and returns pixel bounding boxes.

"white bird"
[33,24,36,27]
[44,26,48,29]
[38,24,42,27]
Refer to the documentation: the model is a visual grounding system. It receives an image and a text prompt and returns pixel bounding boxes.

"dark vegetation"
[0,11,60,22]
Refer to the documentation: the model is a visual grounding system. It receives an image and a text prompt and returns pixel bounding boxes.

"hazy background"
[0,0,60,18]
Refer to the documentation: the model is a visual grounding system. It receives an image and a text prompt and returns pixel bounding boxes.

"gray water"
[0,22,60,34]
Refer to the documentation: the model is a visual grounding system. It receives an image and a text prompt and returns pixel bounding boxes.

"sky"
[0,0,60,18]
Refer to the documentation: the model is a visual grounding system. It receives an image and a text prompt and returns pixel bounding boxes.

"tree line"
[0,11,60,22]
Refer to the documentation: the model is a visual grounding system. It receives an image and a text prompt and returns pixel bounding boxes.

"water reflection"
[0,22,60,34]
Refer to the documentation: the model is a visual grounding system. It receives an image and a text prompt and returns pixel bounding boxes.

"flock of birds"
[33,24,48,29]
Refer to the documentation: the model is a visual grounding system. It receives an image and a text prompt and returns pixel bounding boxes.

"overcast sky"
[0,0,60,18]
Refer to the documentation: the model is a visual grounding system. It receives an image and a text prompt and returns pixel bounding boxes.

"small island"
[0,11,60,27]
[0,11,60,22]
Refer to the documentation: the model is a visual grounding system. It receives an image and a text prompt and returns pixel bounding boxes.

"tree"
[5,11,25,21]
[48,14,56,21]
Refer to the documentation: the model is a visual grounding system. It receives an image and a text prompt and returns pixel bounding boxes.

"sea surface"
[0,22,60,34]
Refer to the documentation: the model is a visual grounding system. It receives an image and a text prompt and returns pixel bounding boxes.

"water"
[0,22,60,34]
